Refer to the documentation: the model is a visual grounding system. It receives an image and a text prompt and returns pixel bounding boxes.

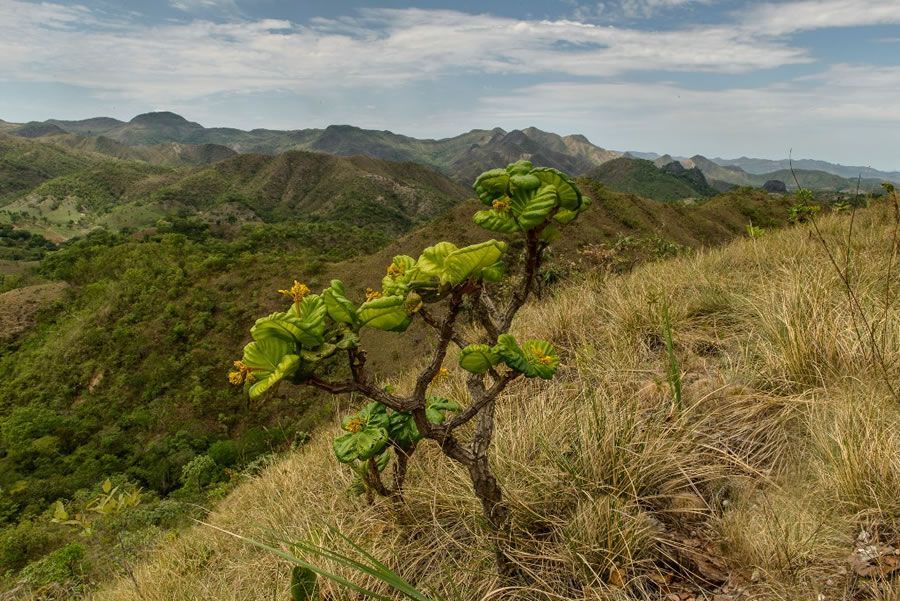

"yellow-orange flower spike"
[365,288,382,302]
[228,371,245,385]
[432,367,450,383]
[387,263,404,277]
[345,417,364,433]
[492,197,511,213]
[278,280,310,304]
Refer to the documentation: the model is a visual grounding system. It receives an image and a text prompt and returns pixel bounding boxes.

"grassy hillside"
[588,157,717,201]
[95,201,899,601]
[0,140,469,241]
[0,177,801,597]
[0,134,94,202]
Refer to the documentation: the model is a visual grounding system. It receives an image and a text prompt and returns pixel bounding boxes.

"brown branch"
[305,377,357,395]
[444,371,520,430]
[500,230,543,332]
[419,307,471,349]
[412,289,465,404]
[365,457,390,497]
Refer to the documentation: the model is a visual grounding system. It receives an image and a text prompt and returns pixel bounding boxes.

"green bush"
[19,542,86,587]
[230,161,589,574]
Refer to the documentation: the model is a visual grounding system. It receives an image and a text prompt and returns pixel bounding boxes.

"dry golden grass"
[94,203,899,601]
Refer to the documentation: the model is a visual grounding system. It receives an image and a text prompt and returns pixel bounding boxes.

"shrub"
[229,161,589,573]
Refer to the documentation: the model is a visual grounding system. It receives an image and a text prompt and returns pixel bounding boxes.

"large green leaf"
[473,209,520,233]
[242,337,294,373]
[251,312,324,348]
[531,167,582,211]
[473,168,509,205]
[388,411,420,450]
[322,280,357,326]
[459,344,500,374]
[381,255,418,296]
[442,240,507,285]
[333,403,391,463]
[509,173,542,198]
[510,184,559,230]
[481,261,506,283]
[416,242,457,278]
[241,346,300,400]
[494,334,559,379]
[357,295,413,332]
[506,160,533,175]
[425,396,461,425]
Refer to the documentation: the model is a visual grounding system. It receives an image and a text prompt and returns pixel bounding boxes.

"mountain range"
[7,112,898,187]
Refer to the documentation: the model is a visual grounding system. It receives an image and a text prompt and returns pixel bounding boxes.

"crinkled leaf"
[322,280,357,326]
[381,255,418,296]
[473,209,520,233]
[242,337,294,373]
[494,334,559,379]
[473,168,509,205]
[459,344,500,374]
[388,412,420,449]
[509,173,542,196]
[341,402,390,431]
[553,208,578,225]
[540,225,561,243]
[426,396,461,425]
[506,160,533,176]
[247,353,301,399]
[416,242,457,278]
[510,184,559,230]
[357,295,413,332]
[333,433,358,463]
[442,240,507,285]
[531,167,582,211]
[253,303,325,348]
[332,427,389,463]
[481,260,506,283]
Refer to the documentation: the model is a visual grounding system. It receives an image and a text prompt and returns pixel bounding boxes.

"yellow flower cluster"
[492,197,511,213]
[432,367,450,383]
[345,417,364,433]
[535,352,554,366]
[387,263,405,277]
[365,288,382,302]
[278,280,310,304]
[228,360,255,385]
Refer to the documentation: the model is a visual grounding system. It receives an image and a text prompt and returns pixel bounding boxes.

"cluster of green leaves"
[333,398,460,493]
[234,237,511,400]
[472,160,590,233]
[233,161,584,502]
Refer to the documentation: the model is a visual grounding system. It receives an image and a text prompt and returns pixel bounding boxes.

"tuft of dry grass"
[94,202,900,601]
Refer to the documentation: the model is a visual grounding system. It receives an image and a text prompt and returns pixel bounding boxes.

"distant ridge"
[7,111,899,184]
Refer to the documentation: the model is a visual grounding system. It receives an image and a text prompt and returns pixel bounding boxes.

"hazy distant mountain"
[14,111,899,186]
[713,156,900,183]
[38,112,622,183]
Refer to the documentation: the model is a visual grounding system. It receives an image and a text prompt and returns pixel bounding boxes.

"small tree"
[229,161,589,573]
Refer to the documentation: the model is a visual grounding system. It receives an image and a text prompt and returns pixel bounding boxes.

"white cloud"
[0,2,809,104]
[742,0,900,35]
[571,0,714,20]
[460,64,900,167]
[169,0,241,15]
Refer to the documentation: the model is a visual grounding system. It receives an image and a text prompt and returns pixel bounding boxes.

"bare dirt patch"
[0,282,67,343]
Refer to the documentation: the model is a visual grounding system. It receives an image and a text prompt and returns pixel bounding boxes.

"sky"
[0,0,899,169]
